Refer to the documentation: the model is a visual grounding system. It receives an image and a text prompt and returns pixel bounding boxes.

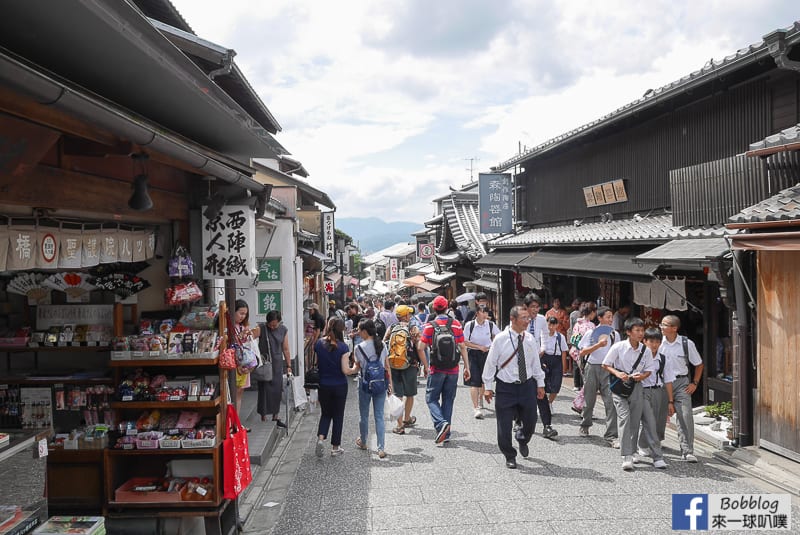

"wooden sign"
[257,258,281,283]
[583,187,597,207]
[36,305,114,330]
[257,290,282,315]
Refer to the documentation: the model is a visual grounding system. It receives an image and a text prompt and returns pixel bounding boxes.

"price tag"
[37,438,49,458]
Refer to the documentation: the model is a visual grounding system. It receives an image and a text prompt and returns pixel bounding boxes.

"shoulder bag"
[304,340,320,390]
[250,324,274,383]
[609,346,646,398]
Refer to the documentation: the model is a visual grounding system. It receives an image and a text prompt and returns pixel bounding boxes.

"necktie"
[517,334,527,382]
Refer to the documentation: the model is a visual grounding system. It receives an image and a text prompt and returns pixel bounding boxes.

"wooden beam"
[0,113,61,173]
[0,164,188,222]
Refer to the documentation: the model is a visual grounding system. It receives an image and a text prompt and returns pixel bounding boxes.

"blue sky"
[172,0,799,222]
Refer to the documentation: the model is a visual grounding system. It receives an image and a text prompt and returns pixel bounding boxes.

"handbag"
[609,346,646,398]
[251,324,273,383]
[304,340,320,390]
[219,348,237,370]
[222,404,253,499]
[226,310,259,372]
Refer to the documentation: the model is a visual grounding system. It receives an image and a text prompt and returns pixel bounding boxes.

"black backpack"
[429,318,458,369]
[374,316,387,340]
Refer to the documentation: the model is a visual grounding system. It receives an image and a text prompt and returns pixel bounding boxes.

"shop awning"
[465,276,499,291]
[634,238,730,266]
[416,280,442,292]
[426,271,456,284]
[475,251,530,268]
[518,250,655,282]
[402,275,427,287]
[298,246,328,261]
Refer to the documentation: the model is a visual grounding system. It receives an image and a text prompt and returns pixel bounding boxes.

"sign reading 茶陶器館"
[257,258,281,283]
[322,211,335,264]
[202,205,256,281]
[257,290,282,315]
[478,173,513,234]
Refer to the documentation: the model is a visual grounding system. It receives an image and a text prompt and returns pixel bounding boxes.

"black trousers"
[495,379,538,461]
[317,383,348,447]
[534,378,552,427]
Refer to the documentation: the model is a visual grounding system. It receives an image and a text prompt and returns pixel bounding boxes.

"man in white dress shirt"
[602,317,657,471]
[578,306,620,445]
[659,315,704,463]
[483,306,546,469]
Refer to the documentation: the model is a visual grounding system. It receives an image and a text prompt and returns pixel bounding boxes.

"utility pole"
[464,157,479,181]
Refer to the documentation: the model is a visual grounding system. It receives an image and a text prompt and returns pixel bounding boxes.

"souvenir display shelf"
[103,301,229,517]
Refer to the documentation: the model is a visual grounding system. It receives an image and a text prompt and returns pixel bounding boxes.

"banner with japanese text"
[322,211,335,263]
[478,172,513,234]
[202,204,256,281]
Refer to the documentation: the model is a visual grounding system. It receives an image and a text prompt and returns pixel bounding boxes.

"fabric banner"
[0,231,7,271]
[100,228,119,264]
[82,231,101,267]
[58,229,83,269]
[7,226,36,271]
[145,231,156,259]
[650,278,667,309]
[633,281,651,307]
[36,229,60,269]
[132,231,147,262]
[118,230,133,263]
[663,277,688,311]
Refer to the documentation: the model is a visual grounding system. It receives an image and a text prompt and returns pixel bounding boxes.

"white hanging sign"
[322,211,335,263]
[202,204,256,281]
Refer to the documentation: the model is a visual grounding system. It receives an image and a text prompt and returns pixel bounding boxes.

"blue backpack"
[358,346,386,394]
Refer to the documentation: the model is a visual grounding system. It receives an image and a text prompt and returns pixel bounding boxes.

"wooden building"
[486,22,800,451]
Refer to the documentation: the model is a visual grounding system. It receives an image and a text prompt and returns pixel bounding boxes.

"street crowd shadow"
[373,446,434,466]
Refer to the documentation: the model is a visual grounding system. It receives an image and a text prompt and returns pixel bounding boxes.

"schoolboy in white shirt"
[635,327,675,469]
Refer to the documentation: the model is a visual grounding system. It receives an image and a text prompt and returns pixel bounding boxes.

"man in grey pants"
[578,306,619,446]
[659,315,704,463]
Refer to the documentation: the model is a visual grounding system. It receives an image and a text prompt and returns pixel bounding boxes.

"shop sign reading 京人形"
[201,205,256,281]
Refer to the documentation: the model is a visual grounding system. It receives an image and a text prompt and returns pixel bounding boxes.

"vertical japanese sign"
[389,258,398,280]
[478,173,513,234]
[257,258,281,283]
[322,211,335,263]
[202,205,256,281]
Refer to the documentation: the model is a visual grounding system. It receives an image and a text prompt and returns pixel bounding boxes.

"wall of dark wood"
[521,70,800,227]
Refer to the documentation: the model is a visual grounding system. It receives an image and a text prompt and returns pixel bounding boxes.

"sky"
[171,0,799,223]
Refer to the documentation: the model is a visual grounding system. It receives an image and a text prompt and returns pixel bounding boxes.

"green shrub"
[706,401,732,420]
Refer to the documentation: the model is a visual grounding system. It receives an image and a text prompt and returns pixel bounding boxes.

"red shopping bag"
[223,404,252,499]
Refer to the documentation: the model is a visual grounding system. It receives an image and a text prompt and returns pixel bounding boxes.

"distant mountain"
[337,217,421,254]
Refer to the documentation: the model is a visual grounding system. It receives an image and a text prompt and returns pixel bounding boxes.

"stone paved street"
[246,376,799,534]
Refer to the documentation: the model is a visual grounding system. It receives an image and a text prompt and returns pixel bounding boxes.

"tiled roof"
[362,242,415,265]
[729,183,800,224]
[490,214,728,248]
[493,21,800,172]
[747,123,800,154]
[442,196,500,258]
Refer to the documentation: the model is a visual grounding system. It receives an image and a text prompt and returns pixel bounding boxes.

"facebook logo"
[672,494,708,530]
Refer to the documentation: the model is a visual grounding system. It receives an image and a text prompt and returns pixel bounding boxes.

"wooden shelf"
[110,398,221,409]
[107,499,219,508]
[0,345,111,353]
[0,376,113,385]
[109,358,218,367]
[107,447,217,455]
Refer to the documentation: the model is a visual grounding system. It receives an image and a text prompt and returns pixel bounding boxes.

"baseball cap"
[432,295,448,312]
[329,299,336,306]
[396,305,414,318]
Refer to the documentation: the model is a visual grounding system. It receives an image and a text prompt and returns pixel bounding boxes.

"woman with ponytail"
[313,316,351,457]
[349,318,391,459]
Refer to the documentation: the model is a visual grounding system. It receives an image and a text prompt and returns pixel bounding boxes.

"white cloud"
[171,0,799,222]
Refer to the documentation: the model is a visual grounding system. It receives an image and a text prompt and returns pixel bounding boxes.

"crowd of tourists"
[308,292,704,471]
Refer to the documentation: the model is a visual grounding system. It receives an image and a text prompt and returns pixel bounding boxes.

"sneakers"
[637,447,652,457]
[622,455,634,471]
[330,447,344,456]
[542,426,558,439]
[474,408,484,419]
[435,422,450,444]
[378,450,387,459]
[632,453,644,464]
[579,427,589,437]
[654,459,668,469]
[315,440,324,458]
[683,453,698,463]
[607,438,620,449]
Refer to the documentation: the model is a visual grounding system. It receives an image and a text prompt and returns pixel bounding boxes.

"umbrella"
[455,292,476,303]
[414,291,439,301]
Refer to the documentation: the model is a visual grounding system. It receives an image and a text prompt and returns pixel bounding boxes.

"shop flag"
[202,204,256,281]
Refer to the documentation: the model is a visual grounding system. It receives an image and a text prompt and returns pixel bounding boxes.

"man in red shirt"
[420,296,470,444]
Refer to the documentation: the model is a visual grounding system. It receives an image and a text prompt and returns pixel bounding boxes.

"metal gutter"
[0,48,267,193]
